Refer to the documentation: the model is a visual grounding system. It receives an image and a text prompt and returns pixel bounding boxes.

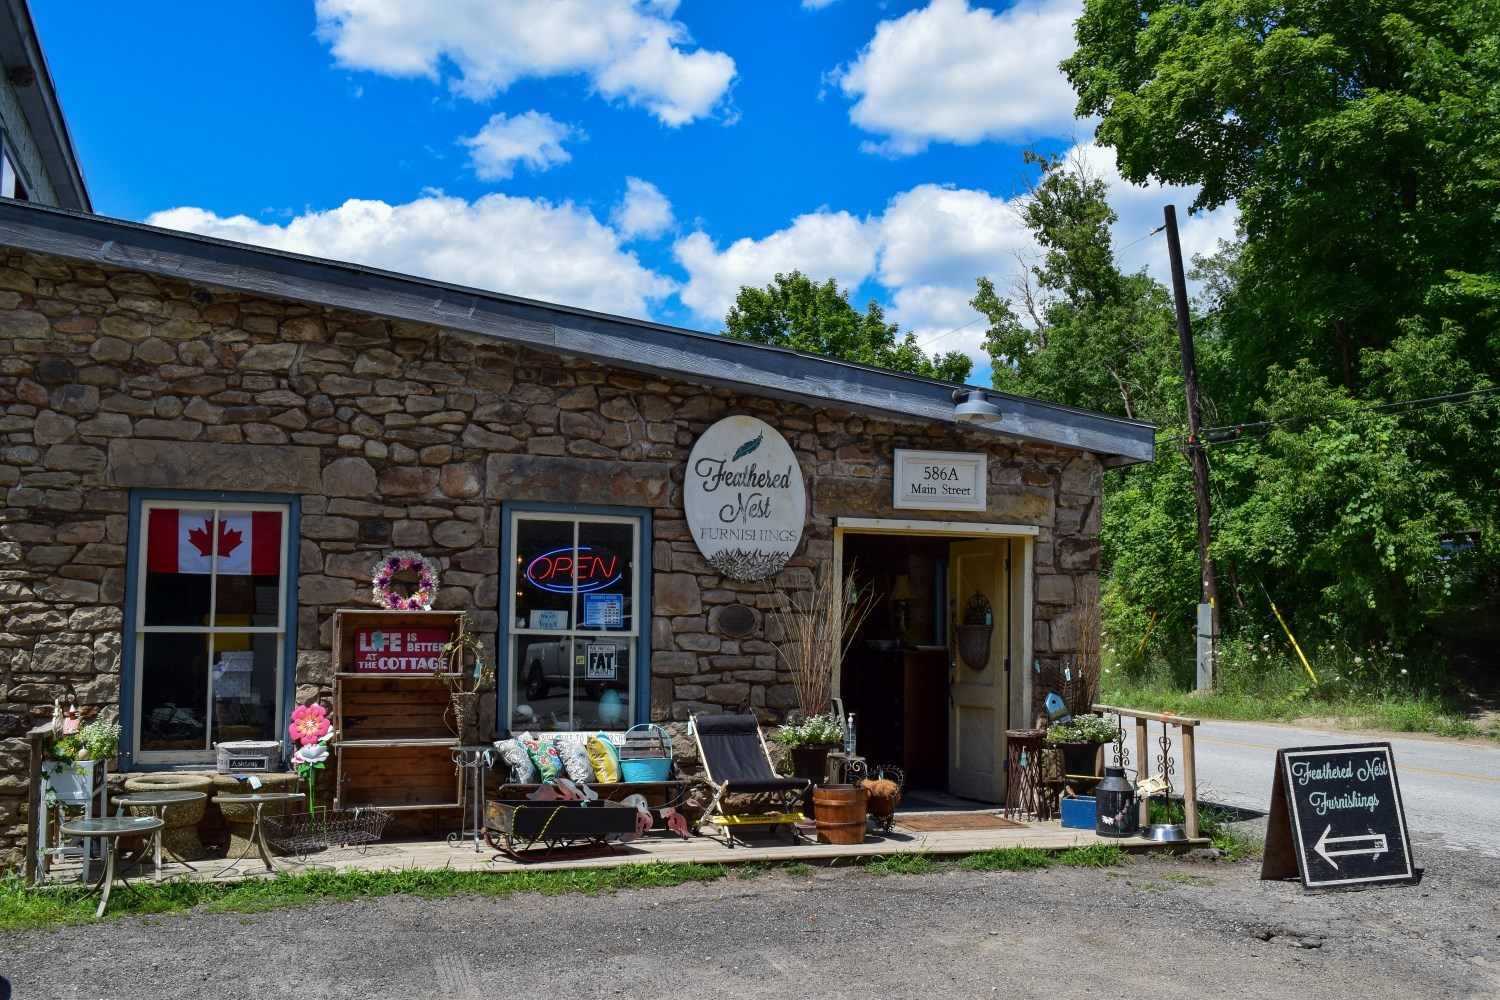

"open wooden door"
[947,539,1010,802]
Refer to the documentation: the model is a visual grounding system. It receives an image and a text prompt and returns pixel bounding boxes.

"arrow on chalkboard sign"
[1314,826,1388,869]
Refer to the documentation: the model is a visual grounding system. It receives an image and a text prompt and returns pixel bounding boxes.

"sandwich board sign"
[1260,742,1417,891]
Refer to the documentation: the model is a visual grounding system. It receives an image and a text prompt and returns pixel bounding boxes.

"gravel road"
[5,846,1498,1000]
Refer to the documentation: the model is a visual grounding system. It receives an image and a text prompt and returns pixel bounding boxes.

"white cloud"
[315,0,735,126]
[876,184,1032,288]
[673,210,879,323]
[460,111,576,181]
[834,0,1083,155]
[147,193,675,318]
[673,152,1240,375]
[612,177,675,240]
[802,0,842,8]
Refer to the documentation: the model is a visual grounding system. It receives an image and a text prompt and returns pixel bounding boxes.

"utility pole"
[1163,205,1219,691]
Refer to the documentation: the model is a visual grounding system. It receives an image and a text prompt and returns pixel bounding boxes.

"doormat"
[895,813,1027,832]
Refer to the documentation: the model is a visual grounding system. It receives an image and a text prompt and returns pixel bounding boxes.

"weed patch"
[958,847,1054,872]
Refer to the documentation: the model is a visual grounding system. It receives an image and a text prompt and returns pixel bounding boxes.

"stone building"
[0,199,1152,864]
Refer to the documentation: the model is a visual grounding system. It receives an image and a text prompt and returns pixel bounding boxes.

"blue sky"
[34,0,1233,385]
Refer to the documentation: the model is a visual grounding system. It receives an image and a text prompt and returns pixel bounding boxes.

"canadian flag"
[146,509,281,575]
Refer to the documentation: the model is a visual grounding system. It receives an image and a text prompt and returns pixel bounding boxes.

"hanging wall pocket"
[955,592,993,670]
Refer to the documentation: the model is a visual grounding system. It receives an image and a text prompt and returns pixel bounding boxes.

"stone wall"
[0,249,1102,865]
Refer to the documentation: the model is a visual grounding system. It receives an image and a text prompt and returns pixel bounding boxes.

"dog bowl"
[1145,823,1188,843]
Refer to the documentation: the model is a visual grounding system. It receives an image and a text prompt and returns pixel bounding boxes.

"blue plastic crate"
[1060,795,1096,830]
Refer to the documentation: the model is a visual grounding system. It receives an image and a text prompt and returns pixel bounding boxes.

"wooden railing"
[1093,704,1202,839]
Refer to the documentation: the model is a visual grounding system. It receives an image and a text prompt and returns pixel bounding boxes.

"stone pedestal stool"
[120,772,216,861]
[212,772,301,857]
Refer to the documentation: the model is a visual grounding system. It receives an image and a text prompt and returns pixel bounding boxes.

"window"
[504,508,645,732]
[1,135,28,201]
[127,498,293,763]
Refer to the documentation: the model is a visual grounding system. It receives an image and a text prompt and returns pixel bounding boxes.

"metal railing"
[1093,704,1201,839]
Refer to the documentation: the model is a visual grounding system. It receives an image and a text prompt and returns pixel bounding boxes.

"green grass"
[1102,657,1494,743]
[1194,804,1263,862]
[860,852,939,876]
[958,843,1127,872]
[0,836,1212,931]
[0,862,736,930]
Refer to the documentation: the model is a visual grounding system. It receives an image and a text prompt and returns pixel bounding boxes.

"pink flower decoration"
[289,704,331,746]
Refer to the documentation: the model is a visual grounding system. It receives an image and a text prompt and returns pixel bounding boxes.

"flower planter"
[1054,742,1104,795]
[789,745,834,785]
[41,758,107,805]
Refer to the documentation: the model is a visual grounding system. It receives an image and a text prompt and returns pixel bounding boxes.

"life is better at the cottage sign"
[685,415,806,581]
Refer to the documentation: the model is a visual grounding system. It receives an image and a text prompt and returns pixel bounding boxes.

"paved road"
[1192,720,1500,857]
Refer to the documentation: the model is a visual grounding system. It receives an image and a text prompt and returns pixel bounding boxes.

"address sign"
[893,449,986,512]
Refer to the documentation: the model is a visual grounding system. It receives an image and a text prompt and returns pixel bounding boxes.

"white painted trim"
[836,516,1039,537]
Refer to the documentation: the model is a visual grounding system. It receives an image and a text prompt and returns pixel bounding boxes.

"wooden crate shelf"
[332,610,465,814]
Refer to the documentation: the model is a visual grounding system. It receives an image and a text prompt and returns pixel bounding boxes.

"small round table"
[113,790,208,880]
[210,792,306,878]
[58,816,163,917]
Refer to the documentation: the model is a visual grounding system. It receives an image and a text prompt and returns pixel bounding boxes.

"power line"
[1155,385,1500,447]
[914,315,983,352]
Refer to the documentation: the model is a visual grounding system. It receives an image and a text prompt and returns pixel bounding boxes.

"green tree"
[1064,0,1500,391]
[724,271,972,383]
[975,151,1181,424]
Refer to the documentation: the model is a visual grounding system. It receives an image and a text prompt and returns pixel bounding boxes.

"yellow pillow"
[587,734,620,783]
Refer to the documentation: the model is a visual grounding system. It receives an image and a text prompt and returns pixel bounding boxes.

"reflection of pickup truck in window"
[524,640,626,700]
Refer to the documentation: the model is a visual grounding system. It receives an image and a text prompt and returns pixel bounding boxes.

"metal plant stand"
[1004,729,1048,821]
[449,745,496,851]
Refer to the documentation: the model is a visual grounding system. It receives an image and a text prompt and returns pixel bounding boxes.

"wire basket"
[262,807,391,855]
[955,624,992,670]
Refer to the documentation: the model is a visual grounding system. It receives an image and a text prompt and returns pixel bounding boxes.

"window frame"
[1,130,29,201]
[121,490,300,770]
[499,502,652,732]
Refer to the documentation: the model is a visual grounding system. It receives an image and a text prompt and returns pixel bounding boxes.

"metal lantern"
[1094,766,1138,838]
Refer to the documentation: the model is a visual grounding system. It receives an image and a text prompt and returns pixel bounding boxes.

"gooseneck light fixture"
[952,388,1002,423]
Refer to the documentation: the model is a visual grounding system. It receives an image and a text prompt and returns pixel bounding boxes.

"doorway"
[836,522,1032,804]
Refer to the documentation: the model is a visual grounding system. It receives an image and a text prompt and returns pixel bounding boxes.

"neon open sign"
[525,546,623,594]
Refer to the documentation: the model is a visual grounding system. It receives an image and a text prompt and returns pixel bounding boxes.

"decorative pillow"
[553,734,595,784]
[522,735,565,783]
[494,735,538,784]
[587,734,620,783]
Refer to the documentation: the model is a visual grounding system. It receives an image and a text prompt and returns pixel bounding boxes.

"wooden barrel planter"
[813,784,868,845]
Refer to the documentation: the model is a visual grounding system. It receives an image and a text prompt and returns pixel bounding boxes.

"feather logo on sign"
[732,432,763,462]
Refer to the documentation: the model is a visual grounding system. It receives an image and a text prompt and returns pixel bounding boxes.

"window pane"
[577,639,631,727]
[213,510,283,626]
[139,633,209,752]
[142,507,215,625]
[576,520,634,633]
[513,518,573,629]
[513,634,576,730]
[210,632,279,743]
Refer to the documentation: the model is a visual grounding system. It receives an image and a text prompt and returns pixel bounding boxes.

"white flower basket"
[41,758,107,805]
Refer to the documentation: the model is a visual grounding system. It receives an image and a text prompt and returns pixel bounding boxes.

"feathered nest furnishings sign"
[685,415,806,581]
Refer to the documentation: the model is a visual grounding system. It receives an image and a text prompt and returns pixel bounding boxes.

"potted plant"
[42,719,119,804]
[772,713,847,782]
[1045,712,1117,791]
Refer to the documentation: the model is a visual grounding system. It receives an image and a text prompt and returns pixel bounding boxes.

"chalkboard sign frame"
[1260,742,1417,891]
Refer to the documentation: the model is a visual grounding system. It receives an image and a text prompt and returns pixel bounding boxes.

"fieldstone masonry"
[0,249,1103,865]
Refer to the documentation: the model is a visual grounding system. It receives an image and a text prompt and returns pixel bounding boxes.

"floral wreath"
[371,550,440,611]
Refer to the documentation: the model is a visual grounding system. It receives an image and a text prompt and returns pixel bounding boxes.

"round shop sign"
[685,415,806,581]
